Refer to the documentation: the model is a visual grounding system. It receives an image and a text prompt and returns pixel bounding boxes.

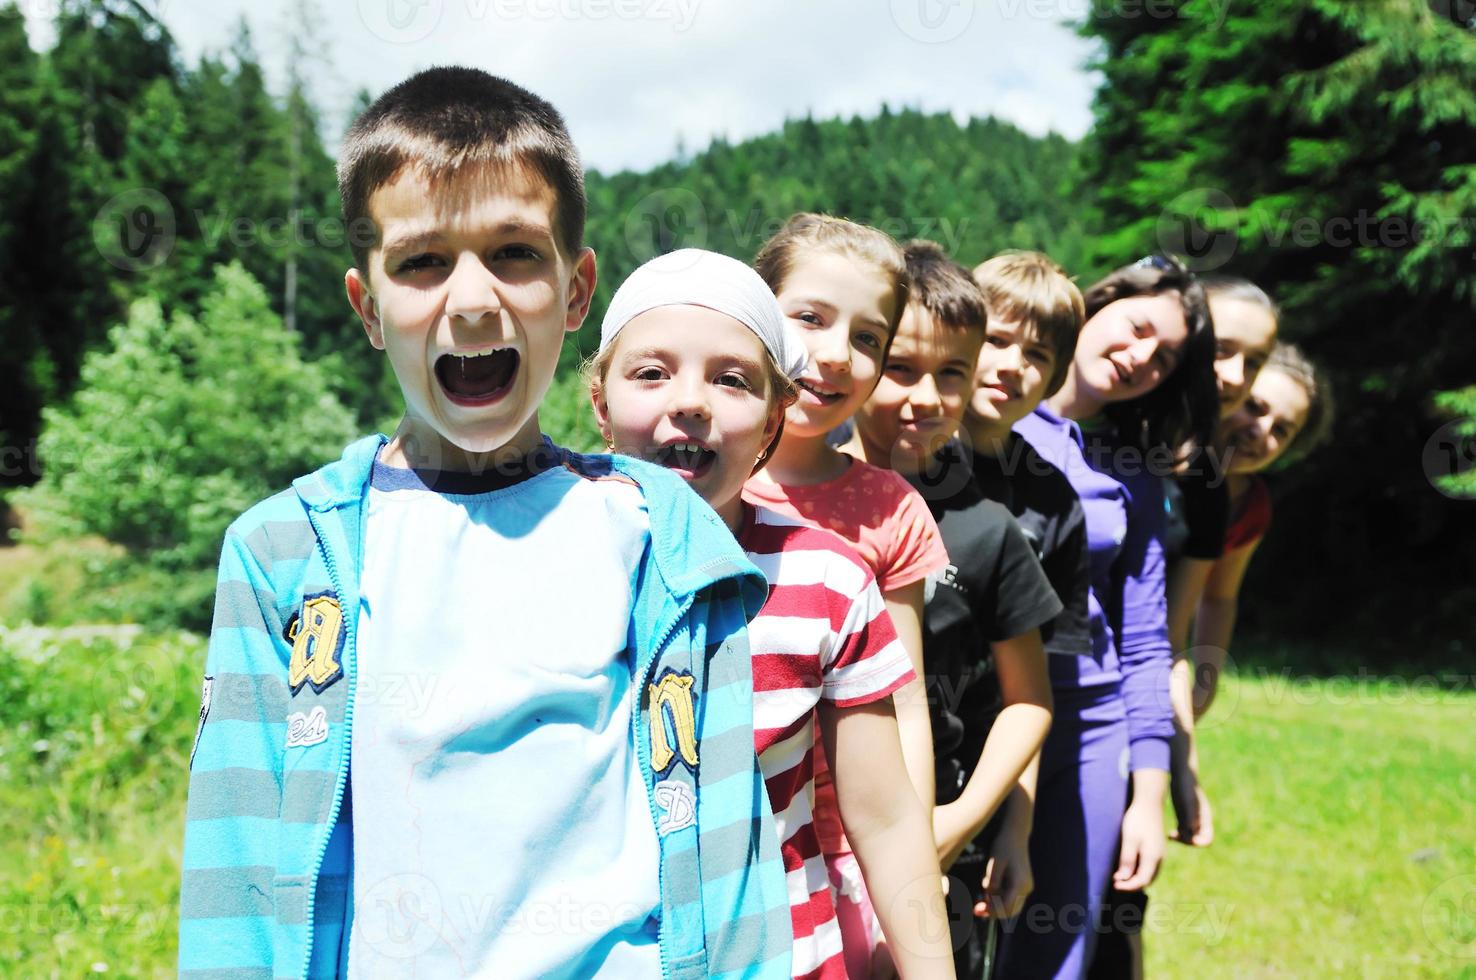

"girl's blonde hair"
[753,213,910,335]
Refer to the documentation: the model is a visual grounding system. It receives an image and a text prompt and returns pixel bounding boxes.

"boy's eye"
[494,244,541,262]
[1027,347,1054,367]
[397,253,442,272]
[986,335,1009,349]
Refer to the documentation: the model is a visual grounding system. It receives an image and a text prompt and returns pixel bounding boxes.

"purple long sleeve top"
[1014,403,1174,773]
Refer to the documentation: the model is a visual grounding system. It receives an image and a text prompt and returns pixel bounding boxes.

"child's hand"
[1169,765,1215,847]
[974,825,1034,920]
[1113,798,1166,892]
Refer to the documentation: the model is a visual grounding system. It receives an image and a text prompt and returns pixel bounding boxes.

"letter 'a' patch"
[284,593,346,696]
[648,669,699,774]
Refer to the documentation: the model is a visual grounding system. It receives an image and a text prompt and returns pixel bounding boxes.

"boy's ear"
[345,268,385,349]
[565,247,598,334]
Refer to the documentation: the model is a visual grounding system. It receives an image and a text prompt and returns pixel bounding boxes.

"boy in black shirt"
[839,241,1058,976]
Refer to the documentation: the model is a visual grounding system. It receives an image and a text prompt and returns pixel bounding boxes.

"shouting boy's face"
[854,304,984,476]
[346,164,596,469]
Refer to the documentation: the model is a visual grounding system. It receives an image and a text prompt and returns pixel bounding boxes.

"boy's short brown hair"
[902,239,988,335]
[337,66,586,273]
[972,251,1085,397]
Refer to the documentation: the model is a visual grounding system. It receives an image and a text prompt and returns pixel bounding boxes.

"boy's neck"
[1046,372,1104,424]
[756,427,853,487]
[384,415,546,473]
[838,425,915,478]
[963,410,1015,461]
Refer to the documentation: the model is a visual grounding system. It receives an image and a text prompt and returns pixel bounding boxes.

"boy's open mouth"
[654,442,717,478]
[435,349,518,406]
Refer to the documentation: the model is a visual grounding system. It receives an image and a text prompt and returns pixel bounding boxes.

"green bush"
[0,624,200,976]
[16,262,358,581]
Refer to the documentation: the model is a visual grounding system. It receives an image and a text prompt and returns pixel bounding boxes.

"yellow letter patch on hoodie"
[285,593,345,695]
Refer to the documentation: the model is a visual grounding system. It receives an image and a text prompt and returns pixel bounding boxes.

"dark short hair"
[901,239,987,337]
[337,66,586,272]
[1083,254,1219,456]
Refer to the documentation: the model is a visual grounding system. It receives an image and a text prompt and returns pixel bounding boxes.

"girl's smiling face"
[1215,367,1311,475]
[1209,295,1278,418]
[1071,292,1189,404]
[592,305,783,528]
[772,250,896,436]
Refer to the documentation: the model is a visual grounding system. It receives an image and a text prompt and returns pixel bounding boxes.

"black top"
[968,433,1092,660]
[1173,446,1230,561]
[906,442,1063,804]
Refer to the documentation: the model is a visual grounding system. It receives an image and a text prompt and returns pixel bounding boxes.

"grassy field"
[2,618,1473,977]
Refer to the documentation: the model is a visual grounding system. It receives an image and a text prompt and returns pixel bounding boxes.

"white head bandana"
[599,249,810,380]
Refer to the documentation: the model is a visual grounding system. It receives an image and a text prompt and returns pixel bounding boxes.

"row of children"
[178,67,1330,979]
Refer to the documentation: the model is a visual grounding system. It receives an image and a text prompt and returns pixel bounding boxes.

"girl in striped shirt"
[589,249,955,979]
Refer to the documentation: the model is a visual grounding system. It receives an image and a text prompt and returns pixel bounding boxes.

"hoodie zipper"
[298,503,361,980]
[638,589,696,980]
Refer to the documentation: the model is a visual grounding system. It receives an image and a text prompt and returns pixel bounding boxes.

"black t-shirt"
[969,433,1092,660]
[906,443,1063,804]
[1174,446,1230,561]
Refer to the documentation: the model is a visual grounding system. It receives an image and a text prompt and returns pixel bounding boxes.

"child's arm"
[932,629,1052,871]
[179,526,289,974]
[1191,539,1261,717]
[1166,557,1215,847]
[1112,472,1174,892]
[978,751,1041,920]
[884,580,938,813]
[822,698,955,978]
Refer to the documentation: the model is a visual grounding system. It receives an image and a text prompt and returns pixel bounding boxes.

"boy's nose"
[997,344,1024,374]
[910,374,943,413]
[444,254,504,322]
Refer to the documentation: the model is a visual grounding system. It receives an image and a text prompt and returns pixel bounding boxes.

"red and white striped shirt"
[739,505,915,980]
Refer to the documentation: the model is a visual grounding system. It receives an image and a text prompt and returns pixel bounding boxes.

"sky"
[27,0,1101,174]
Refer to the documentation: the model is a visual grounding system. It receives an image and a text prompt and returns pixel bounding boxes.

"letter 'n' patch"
[648,669,699,774]
[284,593,345,695]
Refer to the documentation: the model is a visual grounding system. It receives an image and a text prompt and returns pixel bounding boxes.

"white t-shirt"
[347,456,661,979]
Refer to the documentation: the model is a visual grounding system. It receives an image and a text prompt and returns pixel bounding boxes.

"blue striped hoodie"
[179,434,793,979]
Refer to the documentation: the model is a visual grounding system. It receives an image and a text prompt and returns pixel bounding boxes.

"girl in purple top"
[1000,255,1217,978]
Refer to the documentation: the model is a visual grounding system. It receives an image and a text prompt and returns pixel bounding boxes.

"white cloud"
[29,0,1100,172]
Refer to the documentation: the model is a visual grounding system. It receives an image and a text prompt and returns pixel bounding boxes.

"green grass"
[1,620,1472,976]
[1145,670,1476,978]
